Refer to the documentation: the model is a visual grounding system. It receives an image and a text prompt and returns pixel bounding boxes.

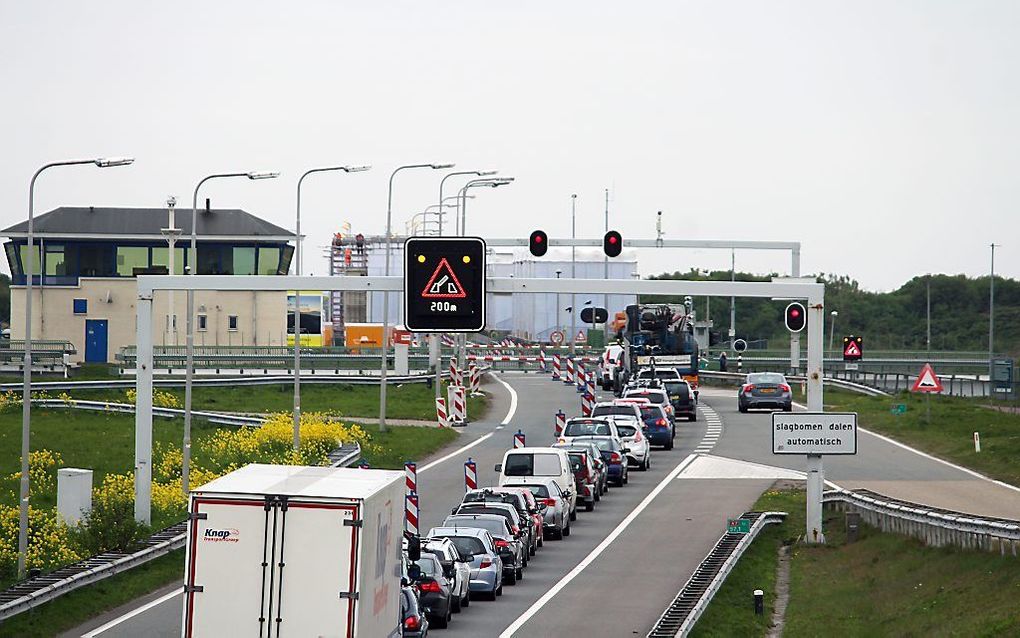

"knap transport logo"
[202,528,240,543]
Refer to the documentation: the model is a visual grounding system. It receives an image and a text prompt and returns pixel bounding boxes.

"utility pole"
[926,275,931,354]
[729,249,736,347]
[603,189,609,344]
[990,244,999,386]
[570,194,577,354]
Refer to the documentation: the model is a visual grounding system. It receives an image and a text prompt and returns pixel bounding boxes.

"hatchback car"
[613,418,651,471]
[571,435,629,486]
[638,403,675,449]
[413,553,456,628]
[401,585,429,637]
[739,372,793,412]
[503,478,570,540]
[463,488,540,556]
[425,526,504,600]
[663,379,698,421]
[452,501,532,566]
[422,537,471,613]
[443,513,525,584]
[622,387,676,423]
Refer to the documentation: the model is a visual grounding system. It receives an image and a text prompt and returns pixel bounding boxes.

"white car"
[496,448,577,521]
[422,537,472,613]
[558,417,622,447]
[610,416,651,471]
[600,344,626,389]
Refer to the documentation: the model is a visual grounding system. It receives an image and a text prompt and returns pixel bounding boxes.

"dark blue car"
[639,404,675,449]
[572,436,628,487]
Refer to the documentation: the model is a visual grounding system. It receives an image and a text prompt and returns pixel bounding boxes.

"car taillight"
[543,498,557,507]
[418,579,441,593]
[779,384,791,392]
[479,559,492,568]
[404,615,420,630]
[743,384,755,394]
[656,418,668,426]
[610,452,622,463]
[494,539,509,549]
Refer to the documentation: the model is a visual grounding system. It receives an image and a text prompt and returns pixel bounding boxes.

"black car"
[414,553,456,628]
[663,380,697,421]
[401,585,429,637]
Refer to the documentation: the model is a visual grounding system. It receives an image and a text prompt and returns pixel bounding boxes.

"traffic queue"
[397,367,698,635]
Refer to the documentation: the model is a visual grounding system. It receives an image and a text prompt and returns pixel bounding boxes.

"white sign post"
[773,412,857,544]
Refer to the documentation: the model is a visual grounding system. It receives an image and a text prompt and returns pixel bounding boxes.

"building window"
[232,247,256,275]
[116,246,149,276]
[227,315,239,332]
[45,245,66,276]
[19,244,40,276]
[257,247,281,275]
[166,314,177,331]
[152,247,186,275]
[73,298,88,314]
[197,314,208,331]
[77,244,114,277]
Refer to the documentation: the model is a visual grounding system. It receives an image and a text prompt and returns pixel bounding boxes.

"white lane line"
[82,588,181,637]
[419,374,519,474]
[791,401,1020,494]
[499,453,698,638]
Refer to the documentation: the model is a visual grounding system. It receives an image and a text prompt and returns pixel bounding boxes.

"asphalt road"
[66,375,1020,637]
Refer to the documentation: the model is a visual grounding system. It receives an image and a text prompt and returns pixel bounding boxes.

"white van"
[496,448,577,519]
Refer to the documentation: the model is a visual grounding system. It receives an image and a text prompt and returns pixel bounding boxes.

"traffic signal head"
[785,302,806,332]
[529,230,548,257]
[603,230,622,257]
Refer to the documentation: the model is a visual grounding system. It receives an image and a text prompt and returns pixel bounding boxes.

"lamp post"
[555,269,562,336]
[19,156,134,579]
[293,165,369,452]
[184,171,279,494]
[439,170,496,237]
[829,310,838,353]
[379,163,454,434]
[989,243,999,387]
[570,194,577,355]
[160,196,181,346]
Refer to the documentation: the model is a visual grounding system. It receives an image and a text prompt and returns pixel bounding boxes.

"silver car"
[443,513,526,584]
[422,537,472,613]
[502,478,570,540]
[426,526,504,600]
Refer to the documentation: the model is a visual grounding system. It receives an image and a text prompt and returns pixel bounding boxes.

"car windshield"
[592,405,637,417]
[627,390,667,404]
[616,423,638,437]
[576,437,618,452]
[640,406,666,421]
[445,516,507,535]
[459,504,516,522]
[664,382,688,398]
[749,373,785,385]
[564,420,610,436]
[417,554,441,576]
[504,452,561,476]
[508,483,550,499]
[447,536,485,557]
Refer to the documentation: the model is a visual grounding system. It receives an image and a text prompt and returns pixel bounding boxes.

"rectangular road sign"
[404,237,486,332]
[772,412,857,455]
[727,518,750,534]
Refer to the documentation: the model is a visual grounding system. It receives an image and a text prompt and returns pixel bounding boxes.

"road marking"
[499,453,698,638]
[419,374,518,474]
[81,588,181,637]
[791,401,1020,494]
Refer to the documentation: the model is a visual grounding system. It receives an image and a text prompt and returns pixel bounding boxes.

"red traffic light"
[603,230,622,257]
[790,308,800,318]
[784,302,806,332]
[529,230,548,257]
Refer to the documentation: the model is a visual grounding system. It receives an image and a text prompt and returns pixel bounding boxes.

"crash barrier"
[647,511,788,638]
[823,488,1020,556]
[29,398,265,427]
[698,370,890,398]
[0,373,437,394]
[0,441,361,622]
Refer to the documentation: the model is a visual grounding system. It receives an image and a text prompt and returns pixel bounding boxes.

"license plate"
[670,395,680,401]
[760,388,776,393]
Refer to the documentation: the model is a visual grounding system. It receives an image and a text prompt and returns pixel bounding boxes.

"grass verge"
[0,548,183,638]
[692,487,1020,636]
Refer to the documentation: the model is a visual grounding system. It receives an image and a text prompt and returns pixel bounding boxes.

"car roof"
[427,527,491,541]
[446,513,507,522]
[460,501,518,514]
[503,477,559,488]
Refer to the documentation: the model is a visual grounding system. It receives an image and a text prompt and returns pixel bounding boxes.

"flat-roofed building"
[2,206,295,363]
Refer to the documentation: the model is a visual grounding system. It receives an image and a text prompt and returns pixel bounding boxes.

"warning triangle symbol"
[911,363,944,393]
[844,342,861,357]
[421,258,467,299]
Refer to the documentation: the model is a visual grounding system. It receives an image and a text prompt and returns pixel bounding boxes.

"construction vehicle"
[613,299,700,394]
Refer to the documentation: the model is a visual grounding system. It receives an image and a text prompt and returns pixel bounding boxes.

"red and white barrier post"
[539,349,547,372]
[554,410,566,438]
[565,357,575,385]
[469,363,481,395]
[435,397,449,428]
[552,354,562,381]
[405,492,419,536]
[404,461,417,495]
[576,362,586,393]
[514,429,526,449]
[581,391,593,417]
[464,458,478,492]
[586,370,597,398]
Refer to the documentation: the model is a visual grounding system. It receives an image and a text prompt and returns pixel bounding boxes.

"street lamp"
[379,163,454,433]
[989,243,1000,388]
[439,170,497,236]
[570,194,577,355]
[160,196,181,347]
[19,156,134,579]
[555,269,562,336]
[183,170,279,497]
[829,310,838,353]
[293,165,370,452]
[458,178,514,235]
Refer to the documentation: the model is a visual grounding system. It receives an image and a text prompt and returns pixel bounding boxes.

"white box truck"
[181,464,404,638]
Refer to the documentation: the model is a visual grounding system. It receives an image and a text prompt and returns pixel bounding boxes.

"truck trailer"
[182,464,404,637]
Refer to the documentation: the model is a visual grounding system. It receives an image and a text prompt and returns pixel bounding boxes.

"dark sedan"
[738,372,793,412]
[414,553,456,628]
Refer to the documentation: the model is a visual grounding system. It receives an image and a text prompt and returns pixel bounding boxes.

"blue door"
[85,320,108,363]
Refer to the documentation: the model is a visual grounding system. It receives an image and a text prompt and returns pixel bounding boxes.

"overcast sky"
[1,1,1017,291]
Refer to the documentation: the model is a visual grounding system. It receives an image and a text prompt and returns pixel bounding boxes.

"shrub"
[0,504,81,581]
[71,473,150,555]
[7,449,64,497]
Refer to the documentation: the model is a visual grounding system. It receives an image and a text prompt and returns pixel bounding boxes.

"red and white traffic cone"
[405,492,419,536]
[464,458,477,492]
[435,397,449,428]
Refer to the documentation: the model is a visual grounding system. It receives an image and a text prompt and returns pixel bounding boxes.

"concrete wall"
[10,279,287,363]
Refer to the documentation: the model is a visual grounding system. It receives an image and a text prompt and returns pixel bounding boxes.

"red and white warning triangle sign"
[844,340,861,358]
[421,258,467,299]
[911,362,944,393]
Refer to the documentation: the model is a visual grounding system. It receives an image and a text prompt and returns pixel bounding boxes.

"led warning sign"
[404,237,486,332]
[842,335,863,361]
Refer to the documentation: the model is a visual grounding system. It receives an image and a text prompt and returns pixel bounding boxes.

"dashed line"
[691,404,723,455]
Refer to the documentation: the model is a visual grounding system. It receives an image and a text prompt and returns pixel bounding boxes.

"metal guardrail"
[647,511,787,637]
[698,370,890,397]
[0,372,436,393]
[0,442,362,621]
[30,399,266,427]
[823,488,1020,556]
